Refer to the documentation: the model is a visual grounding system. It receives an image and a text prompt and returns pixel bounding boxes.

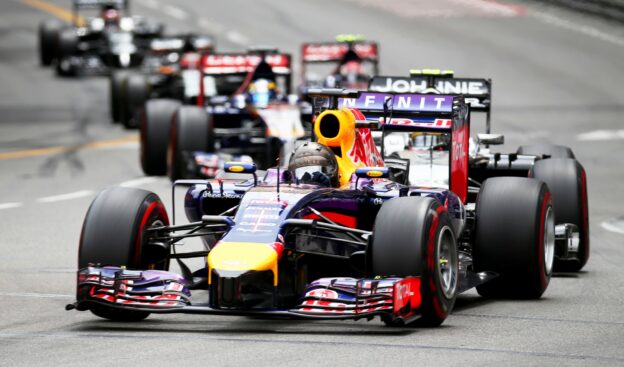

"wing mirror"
[355,167,390,179]
[223,162,257,185]
[477,133,504,145]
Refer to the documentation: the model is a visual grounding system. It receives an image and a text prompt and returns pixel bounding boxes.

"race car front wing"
[68,266,422,324]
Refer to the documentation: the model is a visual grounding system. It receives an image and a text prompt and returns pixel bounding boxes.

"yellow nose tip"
[208,242,279,285]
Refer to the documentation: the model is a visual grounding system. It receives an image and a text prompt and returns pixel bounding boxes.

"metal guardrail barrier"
[532,0,624,22]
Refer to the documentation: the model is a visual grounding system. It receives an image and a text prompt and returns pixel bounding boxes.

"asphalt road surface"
[1,0,624,366]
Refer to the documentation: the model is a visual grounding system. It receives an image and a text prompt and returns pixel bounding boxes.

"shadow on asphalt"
[72,320,423,336]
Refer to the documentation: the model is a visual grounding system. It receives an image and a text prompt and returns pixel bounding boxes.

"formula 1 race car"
[109,34,214,128]
[301,35,379,91]
[68,89,580,327]
[140,48,306,181]
[369,70,589,272]
[38,0,163,76]
[299,35,380,122]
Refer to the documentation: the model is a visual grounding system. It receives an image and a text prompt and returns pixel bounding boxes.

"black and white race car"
[38,0,163,76]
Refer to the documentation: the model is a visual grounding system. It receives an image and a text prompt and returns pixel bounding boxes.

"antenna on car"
[276,157,281,202]
[380,96,393,158]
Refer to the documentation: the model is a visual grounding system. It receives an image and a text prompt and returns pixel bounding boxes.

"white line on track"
[532,12,624,48]
[0,202,23,210]
[577,129,624,141]
[602,219,624,235]
[449,0,521,17]
[36,190,93,203]
[119,177,159,187]
[164,5,188,20]
[0,291,72,299]
[197,18,225,35]
[225,30,249,46]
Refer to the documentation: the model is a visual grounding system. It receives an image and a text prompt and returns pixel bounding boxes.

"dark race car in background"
[369,70,589,272]
[109,34,214,128]
[140,48,306,181]
[68,89,580,327]
[38,0,164,77]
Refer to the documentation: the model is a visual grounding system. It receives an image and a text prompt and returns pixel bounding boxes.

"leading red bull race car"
[67,89,580,327]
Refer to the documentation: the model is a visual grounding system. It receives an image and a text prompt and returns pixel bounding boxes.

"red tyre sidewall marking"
[427,205,447,318]
[538,191,551,288]
[135,200,169,266]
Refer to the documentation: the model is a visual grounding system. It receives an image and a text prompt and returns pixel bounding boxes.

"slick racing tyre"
[531,158,589,272]
[517,144,575,159]
[121,73,149,129]
[256,137,282,170]
[370,196,458,327]
[167,106,215,181]
[140,99,181,176]
[55,29,78,77]
[109,71,128,123]
[38,19,62,66]
[474,177,554,299]
[79,187,170,321]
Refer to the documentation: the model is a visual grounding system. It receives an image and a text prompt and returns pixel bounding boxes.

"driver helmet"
[247,78,278,108]
[288,142,339,187]
[102,6,121,26]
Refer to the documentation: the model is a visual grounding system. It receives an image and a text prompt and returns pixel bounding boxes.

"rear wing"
[200,53,291,75]
[369,75,492,132]
[150,35,214,53]
[73,0,128,10]
[301,41,379,63]
[333,92,463,128]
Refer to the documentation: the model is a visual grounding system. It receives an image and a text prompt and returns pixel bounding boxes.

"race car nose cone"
[208,242,278,286]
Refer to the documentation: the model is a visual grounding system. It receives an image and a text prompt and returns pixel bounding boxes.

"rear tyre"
[79,187,170,321]
[140,99,181,176]
[38,19,62,66]
[531,158,589,272]
[474,177,554,298]
[167,106,215,181]
[517,144,575,159]
[121,73,149,129]
[371,196,458,327]
[109,71,128,123]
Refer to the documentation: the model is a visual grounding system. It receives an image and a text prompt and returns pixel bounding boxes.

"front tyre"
[79,187,170,321]
[38,19,62,66]
[140,99,181,176]
[167,106,215,181]
[370,196,458,327]
[121,73,149,129]
[110,71,128,123]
